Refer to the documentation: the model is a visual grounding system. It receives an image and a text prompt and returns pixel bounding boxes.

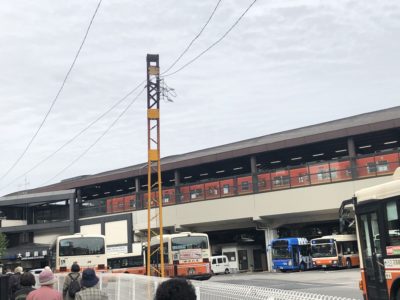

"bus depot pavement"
[209,268,363,300]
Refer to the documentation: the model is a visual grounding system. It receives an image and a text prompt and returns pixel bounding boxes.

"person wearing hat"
[26,267,62,300]
[75,268,108,300]
[9,266,23,300]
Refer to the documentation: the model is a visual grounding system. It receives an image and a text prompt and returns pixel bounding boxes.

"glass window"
[163,194,170,203]
[171,236,208,251]
[212,259,216,264]
[217,258,223,263]
[367,162,377,174]
[223,185,230,194]
[241,181,249,191]
[223,257,227,263]
[59,237,105,256]
[376,160,388,172]
[386,200,400,246]
[224,251,236,262]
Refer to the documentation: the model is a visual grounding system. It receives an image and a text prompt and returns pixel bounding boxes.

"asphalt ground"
[209,268,364,299]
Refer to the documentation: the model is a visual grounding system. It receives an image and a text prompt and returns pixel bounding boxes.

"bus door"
[358,208,388,300]
[292,245,299,267]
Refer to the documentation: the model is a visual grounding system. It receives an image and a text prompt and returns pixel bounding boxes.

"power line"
[2,0,251,192]
[0,0,103,182]
[162,0,222,75]
[0,81,145,193]
[163,0,257,78]
[42,86,147,185]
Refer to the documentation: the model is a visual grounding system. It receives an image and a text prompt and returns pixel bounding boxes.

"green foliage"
[0,232,8,258]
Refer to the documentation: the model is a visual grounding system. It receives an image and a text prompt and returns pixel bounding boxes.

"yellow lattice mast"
[146,54,164,277]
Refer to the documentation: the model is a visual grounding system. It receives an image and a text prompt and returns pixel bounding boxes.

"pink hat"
[39,268,57,286]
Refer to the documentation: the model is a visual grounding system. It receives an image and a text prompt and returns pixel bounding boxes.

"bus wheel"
[299,262,306,272]
[346,259,352,269]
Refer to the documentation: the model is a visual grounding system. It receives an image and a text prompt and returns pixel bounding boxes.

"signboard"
[107,245,128,254]
[179,249,202,262]
[387,246,400,256]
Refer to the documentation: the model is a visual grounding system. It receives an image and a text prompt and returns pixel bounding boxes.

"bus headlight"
[332,260,337,265]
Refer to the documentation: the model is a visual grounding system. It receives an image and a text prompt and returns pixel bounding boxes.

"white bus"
[310,234,359,269]
[50,234,107,272]
[149,232,212,280]
[107,244,145,275]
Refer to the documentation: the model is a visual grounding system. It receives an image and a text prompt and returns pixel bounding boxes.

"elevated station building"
[1,106,399,271]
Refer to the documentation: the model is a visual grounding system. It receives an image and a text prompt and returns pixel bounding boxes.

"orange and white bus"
[50,234,107,272]
[107,244,145,275]
[310,234,359,269]
[149,232,212,280]
[340,167,400,300]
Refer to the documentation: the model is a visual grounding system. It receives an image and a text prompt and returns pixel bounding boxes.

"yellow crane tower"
[146,54,164,277]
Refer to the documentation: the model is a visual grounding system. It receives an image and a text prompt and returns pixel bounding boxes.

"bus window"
[386,200,400,247]
[171,236,208,250]
[59,237,105,256]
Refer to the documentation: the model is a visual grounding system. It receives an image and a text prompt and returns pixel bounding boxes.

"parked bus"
[271,237,312,271]
[107,244,145,275]
[340,167,400,300]
[310,234,359,269]
[50,234,107,272]
[148,232,212,280]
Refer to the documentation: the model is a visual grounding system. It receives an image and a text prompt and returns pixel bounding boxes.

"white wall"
[1,220,27,227]
[34,228,69,245]
[80,223,101,235]
[105,220,127,245]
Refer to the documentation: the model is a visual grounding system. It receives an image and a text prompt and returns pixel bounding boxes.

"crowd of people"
[6,264,197,300]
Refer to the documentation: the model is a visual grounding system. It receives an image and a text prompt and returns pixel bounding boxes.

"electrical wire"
[0,81,145,192]
[163,0,257,78]
[42,86,147,185]
[0,0,103,183]
[2,0,255,192]
[162,0,222,75]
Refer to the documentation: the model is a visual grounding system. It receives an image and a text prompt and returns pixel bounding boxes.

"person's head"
[155,278,196,300]
[71,263,80,273]
[20,272,36,287]
[81,268,99,288]
[14,266,23,274]
[39,268,57,286]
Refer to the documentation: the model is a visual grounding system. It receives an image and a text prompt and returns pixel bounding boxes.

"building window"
[223,184,230,194]
[367,162,377,174]
[241,181,249,191]
[376,160,389,172]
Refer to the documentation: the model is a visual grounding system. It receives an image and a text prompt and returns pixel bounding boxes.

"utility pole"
[146,54,164,277]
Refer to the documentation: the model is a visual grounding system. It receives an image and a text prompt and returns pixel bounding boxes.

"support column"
[347,137,358,179]
[250,156,258,193]
[264,227,278,272]
[174,170,181,204]
[69,194,76,234]
[135,178,141,209]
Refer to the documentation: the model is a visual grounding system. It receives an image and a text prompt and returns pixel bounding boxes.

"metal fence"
[43,273,358,300]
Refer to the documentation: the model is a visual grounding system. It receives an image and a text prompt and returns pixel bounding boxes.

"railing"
[79,151,400,218]
[46,273,358,300]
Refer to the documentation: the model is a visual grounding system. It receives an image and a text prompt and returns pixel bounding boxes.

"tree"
[0,232,8,258]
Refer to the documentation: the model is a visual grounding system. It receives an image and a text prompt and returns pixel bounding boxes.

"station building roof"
[8,106,400,195]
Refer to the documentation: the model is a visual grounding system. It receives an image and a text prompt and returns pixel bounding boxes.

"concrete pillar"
[174,170,181,203]
[250,156,259,193]
[347,137,358,179]
[264,227,278,272]
[69,194,76,234]
[135,178,141,209]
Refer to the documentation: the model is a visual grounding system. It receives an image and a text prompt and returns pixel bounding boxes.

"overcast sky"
[0,0,399,196]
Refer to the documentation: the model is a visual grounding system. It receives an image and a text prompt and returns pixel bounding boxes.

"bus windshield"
[272,240,291,259]
[59,237,105,256]
[311,243,337,258]
[171,236,208,251]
